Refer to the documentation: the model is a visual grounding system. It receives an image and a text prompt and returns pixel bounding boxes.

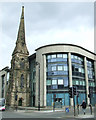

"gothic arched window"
[20,74,24,88]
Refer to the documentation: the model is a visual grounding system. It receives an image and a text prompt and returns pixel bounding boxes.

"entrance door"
[18,98,22,106]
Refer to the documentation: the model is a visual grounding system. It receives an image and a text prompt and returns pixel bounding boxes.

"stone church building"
[6,6,30,107]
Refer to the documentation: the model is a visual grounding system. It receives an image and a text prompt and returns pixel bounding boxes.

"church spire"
[12,6,29,56]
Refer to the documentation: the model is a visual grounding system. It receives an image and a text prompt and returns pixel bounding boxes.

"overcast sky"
[0,2,94,69]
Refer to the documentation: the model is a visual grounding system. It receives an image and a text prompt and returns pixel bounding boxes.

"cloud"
[27,25,94,55]
[0,2,94,69]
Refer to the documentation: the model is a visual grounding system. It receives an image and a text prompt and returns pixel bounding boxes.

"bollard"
[89,104,92,115]
[77,104,79,115]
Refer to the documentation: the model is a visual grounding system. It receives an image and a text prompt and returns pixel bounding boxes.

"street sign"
[65,108,69,113]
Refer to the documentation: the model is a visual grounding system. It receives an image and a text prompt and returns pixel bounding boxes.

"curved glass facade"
[71,54,86,105]
[46,53,69,106]
[87,59,96,105]
[46,53,96,107]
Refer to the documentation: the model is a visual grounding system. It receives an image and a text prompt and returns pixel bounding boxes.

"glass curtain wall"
[87,59,96,106]
[46,53,69,106]
[71,54,86,105]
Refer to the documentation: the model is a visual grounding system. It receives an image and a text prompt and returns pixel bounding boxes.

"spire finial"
[21,5,24,19]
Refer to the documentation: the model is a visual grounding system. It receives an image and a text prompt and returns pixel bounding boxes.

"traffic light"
[73,86,77,95]
[69,87,73,98]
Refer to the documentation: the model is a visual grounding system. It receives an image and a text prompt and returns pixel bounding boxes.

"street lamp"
[36,62,40,111]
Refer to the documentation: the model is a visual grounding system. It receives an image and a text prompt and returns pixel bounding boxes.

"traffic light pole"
[53,94,56,111]
[77,95,79,115]
[73,94,76,116]
[73,86,77,116]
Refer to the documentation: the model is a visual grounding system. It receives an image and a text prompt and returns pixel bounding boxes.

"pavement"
[5,106,96,119]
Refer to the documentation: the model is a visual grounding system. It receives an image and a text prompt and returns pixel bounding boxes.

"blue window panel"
[91,93,96,106]
[65,93,69,106]
[54,71,68,75]
[48,72,54,76]
[74,94,86,105]
[47,93,70,106]
[48,71,68,76]
[64,79,68,87]
[47,66,51,71]
[62,98,64,106]
[46,94,52,106]
[71,59,75,63]
[74,95,77,105]
[78,93,86,105]
[47,59,51,62]
[51,59,57,62]
[56,58,68,62]
[54,93,69,106]
[47,71,68,76]
[79,61,82,64]
[48,58,68,62]
[51,85,58,89]
[56,93,64,98]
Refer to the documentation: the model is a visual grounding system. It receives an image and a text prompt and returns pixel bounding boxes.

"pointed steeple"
[12,6,29,56]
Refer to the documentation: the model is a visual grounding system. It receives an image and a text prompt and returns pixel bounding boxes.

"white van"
[0,98,5,111]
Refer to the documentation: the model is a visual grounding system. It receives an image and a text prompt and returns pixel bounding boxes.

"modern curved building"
[29,44,96,107]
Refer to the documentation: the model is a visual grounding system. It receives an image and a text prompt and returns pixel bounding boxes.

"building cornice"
[35,43,96,56]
